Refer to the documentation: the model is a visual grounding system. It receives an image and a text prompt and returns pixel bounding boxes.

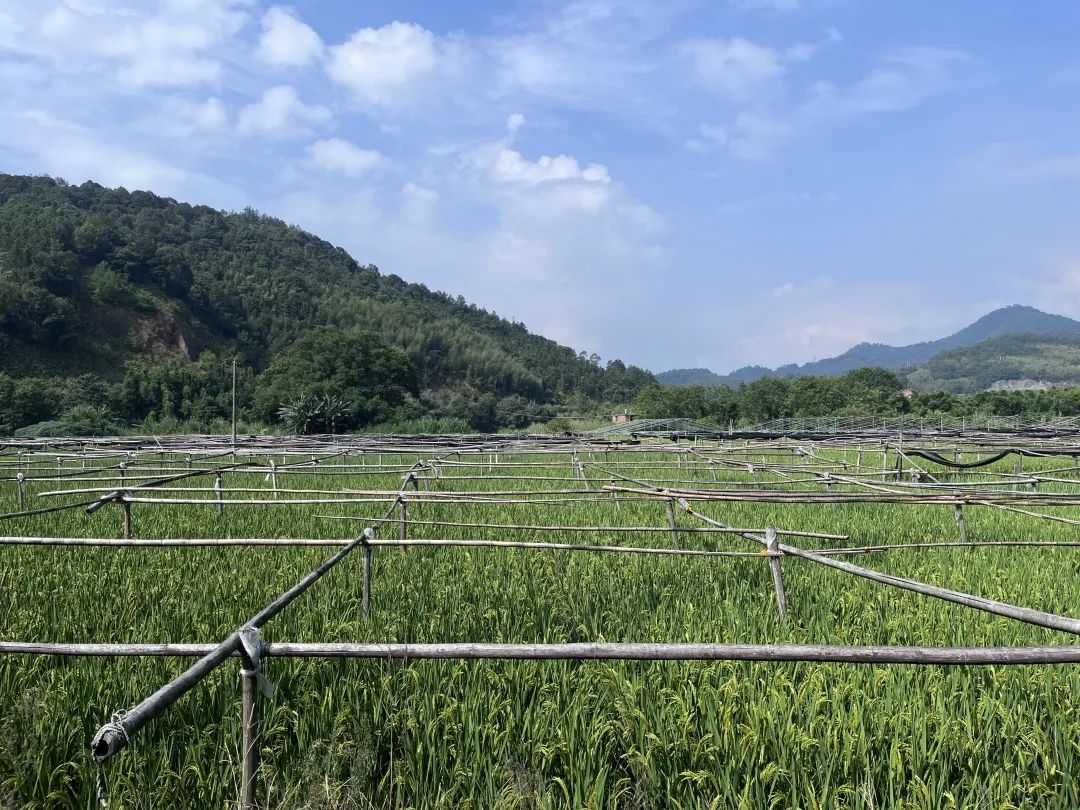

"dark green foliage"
[636,369,907,423]
[906,334,1080,393]
[644,365,1080,425]
[255,328,417,430]
[0,173,654,433]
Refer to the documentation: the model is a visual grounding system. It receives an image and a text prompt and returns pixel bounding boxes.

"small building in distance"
[612,409,635,424]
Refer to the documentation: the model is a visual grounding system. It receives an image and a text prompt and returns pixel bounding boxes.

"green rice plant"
[0,442,1078,807]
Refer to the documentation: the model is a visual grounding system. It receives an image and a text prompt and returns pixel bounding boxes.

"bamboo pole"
[89,520,384,764]
[766,526,787,619]
[9,641,1080,665]
[665,498,679,548]
[955,504,969,547]
[317,515,849,540]
[121,496,132,540]
[362,543,373,620]
[238,626,261,810]
[6,534,1080,556]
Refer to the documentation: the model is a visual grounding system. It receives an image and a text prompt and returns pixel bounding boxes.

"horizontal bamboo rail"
[7,535,1080,558]
[681,502,1080,637]
[314,515,848,540]
[3,641,1080,664]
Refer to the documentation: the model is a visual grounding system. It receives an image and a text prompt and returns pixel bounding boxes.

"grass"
[0,441,1079,808]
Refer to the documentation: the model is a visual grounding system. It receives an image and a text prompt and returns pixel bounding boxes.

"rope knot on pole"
[91,713,130,762]
[239,626,274,700]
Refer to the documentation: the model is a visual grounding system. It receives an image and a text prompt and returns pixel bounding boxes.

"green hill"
[905,333,1080,393]
[657,305,1080,386]
[0,174,652,433]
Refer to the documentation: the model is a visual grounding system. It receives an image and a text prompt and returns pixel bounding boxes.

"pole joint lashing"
[239,626,274,700]
[85,490,123,516]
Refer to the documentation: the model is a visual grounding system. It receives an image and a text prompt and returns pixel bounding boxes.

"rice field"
[2,434,1080,809]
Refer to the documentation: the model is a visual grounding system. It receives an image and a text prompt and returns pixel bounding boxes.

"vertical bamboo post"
[239,669,257,810]
[665,498,679,548]
[399,497,408,541]
[954,504,969,547]
[766,526,787,619]
[1013,455,1022,492]
[215,473,224,516]
[576,460,589,489]
[269,459,278,499]
[855,448,863,470]
[362,543,373,620]
[121,495,132,540]
[611,479,620,511]
[15,472,24,512]
[231,357,238,449]
[238,626,263,810]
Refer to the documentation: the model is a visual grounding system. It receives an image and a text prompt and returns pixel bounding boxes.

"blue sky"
[2,1,1079,374]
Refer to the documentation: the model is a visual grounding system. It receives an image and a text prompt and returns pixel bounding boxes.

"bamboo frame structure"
[4,431,1080,807]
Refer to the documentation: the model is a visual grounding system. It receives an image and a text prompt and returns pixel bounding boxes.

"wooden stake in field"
[238,625,268,810]
[121,495,132,540]
[362,542,373,620]
[955,504,969,548]
[665,498,680,548]
[766,525,788,619]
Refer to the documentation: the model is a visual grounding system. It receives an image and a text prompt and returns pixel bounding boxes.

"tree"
[255,327,418,429]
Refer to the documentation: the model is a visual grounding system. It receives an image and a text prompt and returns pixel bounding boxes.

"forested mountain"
[0,173,652,434]
[656,305,1080,387]
[906,333,1080,393]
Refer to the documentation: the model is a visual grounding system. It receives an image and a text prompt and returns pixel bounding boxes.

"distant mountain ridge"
[657,306,1080,387]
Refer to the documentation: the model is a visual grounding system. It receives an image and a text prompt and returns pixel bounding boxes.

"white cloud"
[1,108,247,209]
[805,47,972,116]
[491,0,675,111]
[99,1,250,88]
[236,85,331,137]
[157,97,230,137]
[468,143,611,187]
[728,110,791,159]
[257,6,323,68]
[2,0,250,87]
[728,281,965,368]
[785,27,842,61]
[325,21,467,110]
[685,122,728,152]
[681,37,784,99]
[506,112,526,136]
[305,137,385,176]
[687,111,790,160]
[769,275,833,298]
[0,10,22,48]
[400,181,439,221]
[273,122,666,360]
[1035,262,1080,318]
[960,143,1080,185]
